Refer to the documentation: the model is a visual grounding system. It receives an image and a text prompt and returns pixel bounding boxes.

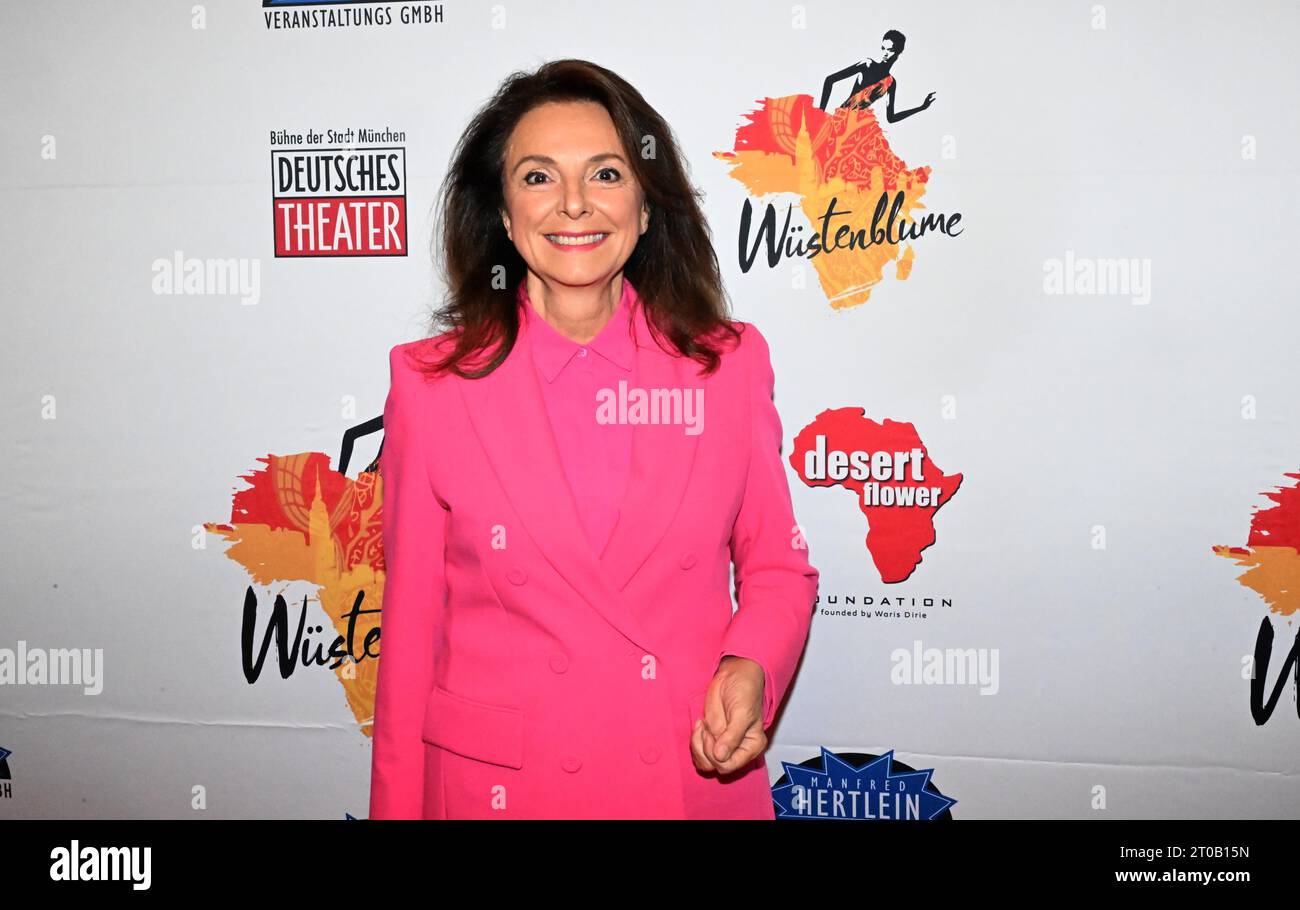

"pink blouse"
[518,278,636,555]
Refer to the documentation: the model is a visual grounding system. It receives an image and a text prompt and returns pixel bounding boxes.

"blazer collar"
[457,277,703,655]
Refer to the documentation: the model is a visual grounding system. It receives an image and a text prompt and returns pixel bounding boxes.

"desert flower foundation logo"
[793,409,962,583]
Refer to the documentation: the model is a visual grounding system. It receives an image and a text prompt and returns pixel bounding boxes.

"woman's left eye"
[595,167,621,182]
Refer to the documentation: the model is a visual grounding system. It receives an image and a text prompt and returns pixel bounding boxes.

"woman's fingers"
[711,725,767,775]
[691,713,768,775]
[690,718,715,772]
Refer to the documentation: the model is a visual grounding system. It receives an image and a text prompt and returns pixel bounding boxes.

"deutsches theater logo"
[271,128,407,257]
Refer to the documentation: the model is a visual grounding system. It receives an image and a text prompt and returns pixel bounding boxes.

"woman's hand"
[690,655,768,775]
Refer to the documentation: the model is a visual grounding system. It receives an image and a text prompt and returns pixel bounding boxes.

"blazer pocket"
[420,684,525,770]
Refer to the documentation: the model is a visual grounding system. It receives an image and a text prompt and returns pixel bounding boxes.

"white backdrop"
[2,0,1298,819]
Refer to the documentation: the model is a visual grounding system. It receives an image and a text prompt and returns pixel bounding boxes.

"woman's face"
[500,100,648,290]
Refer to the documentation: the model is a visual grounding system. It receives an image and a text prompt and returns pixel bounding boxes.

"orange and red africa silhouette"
[1213,471,1300,618]
[205,452,384,737]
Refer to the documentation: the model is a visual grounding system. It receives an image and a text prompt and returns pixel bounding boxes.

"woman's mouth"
[545,232,609,250]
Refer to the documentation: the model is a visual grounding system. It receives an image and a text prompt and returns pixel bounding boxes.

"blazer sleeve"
[369,343,449,820]
[718,323,820,730]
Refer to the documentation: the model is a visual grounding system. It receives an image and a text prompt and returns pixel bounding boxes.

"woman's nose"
[561,185,590,216]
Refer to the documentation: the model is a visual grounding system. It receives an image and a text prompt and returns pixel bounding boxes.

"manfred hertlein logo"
[772,748,957,820]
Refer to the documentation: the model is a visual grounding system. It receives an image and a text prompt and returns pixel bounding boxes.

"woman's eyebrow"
[511,152,627,174]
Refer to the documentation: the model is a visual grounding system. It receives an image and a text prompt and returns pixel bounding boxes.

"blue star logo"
[771,747,957,820]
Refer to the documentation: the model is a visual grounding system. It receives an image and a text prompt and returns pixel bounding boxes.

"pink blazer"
[369,293,820,819]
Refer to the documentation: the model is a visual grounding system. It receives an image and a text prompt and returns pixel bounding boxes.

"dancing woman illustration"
[808,29,936,189]
[816,29,936,118]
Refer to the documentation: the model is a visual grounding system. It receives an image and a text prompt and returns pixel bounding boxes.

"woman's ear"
[640,204,649,235]
[501,210,512,242]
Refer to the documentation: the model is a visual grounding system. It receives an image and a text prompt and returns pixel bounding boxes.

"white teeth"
[547,233,608,246]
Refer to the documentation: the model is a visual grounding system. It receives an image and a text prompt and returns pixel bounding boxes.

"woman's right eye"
[524,171,549,185]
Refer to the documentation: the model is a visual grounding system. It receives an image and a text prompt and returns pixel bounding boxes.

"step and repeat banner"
[3,1,1297,820]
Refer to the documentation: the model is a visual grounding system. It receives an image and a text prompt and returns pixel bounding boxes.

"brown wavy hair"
[414,58,742,379]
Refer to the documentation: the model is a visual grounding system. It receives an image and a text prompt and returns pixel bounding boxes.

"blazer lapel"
[452,301,650,657]
[456,289,702,654]
[598,310,703,593]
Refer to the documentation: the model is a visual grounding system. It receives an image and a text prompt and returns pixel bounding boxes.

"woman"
[812,30,936,188]
[369,58,820,819]
[815,29,936,117]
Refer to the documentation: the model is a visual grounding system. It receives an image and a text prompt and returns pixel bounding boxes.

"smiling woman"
[420,59,744,379]
[369,58,821,820]
[499,101,648,317]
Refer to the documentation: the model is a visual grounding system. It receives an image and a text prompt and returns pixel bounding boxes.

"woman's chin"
[536,263,620,287]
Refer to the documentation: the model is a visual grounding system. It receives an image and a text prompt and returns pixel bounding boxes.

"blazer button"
[679,552,697,570]
[561,754,583,773]
[507,567,527,585]
[639,743,662,764]
[549,651,569,674]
